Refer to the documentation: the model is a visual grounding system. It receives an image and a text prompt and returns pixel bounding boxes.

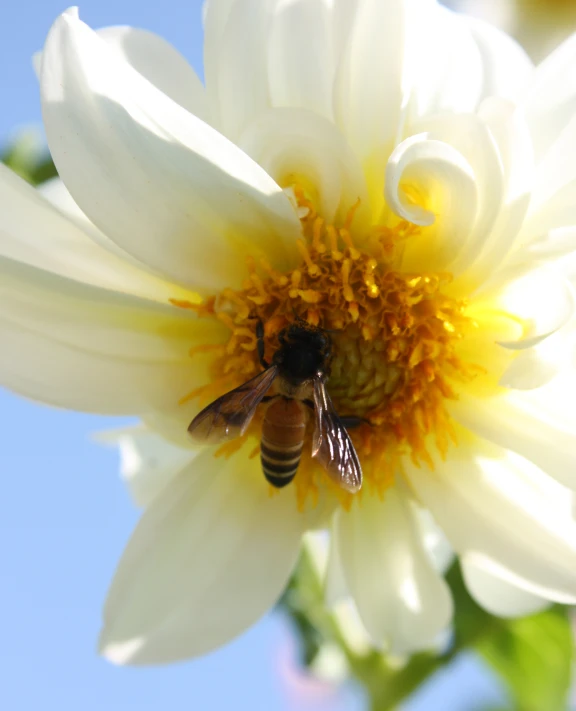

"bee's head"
[285,322,330,350]
[274,323,332,381]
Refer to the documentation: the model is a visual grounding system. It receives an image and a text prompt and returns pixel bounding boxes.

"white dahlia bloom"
[2,1,576,664]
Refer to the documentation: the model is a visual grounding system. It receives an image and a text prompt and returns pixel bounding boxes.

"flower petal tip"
[99,633,145,665]
[63,6,80,20]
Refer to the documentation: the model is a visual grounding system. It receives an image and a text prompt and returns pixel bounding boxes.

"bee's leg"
[256,320,269,368]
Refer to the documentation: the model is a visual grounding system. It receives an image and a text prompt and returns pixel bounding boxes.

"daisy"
[2,0,576,664]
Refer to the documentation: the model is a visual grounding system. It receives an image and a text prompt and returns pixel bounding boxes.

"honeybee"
[188,321,363,493]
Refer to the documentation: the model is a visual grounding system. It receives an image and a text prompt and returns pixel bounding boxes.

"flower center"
[175,190,484,510]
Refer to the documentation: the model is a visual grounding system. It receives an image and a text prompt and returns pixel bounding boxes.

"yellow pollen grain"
[178,191,482,512]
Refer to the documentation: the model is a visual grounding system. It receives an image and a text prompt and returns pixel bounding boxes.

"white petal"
[462,554,550,618]
[95,26,210,121]
[404,3,483,123]
[330,599,373,658]
[208,0,341,134]
[204,0,272,140]
[238,108,369,226]
[452,394,576,491]
[385,134,480,274]
[334,0,406,166]
[521,213,576,268]
[403,112,505,281]
[0,256,224,413]
[295,530,351,609]
[41,9,302,294]
[479,100,534,212]
[469,99,534,283]
[0,165,190,301]
[267,0,337,121]
[519,112,576,263]
[100,444,304,664]
[325,529,349,607]
[99,426,196,508]
[464,16,534,103]
[413,506,454,575]
[36,25,210,121]
[0,317,207,415]
[39,176,111,244]
[203,0,239,105]
[510,371,576,432]
[499,318,576,390]
[492,268,575,349]
[301,529,330,574]
[406,439,576,605]
[0,256,220,360]
[523,31,576,164]
[335,487,453,654]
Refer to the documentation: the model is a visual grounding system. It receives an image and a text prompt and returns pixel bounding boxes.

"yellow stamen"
[176,191,502,512]
[296,239,321,276]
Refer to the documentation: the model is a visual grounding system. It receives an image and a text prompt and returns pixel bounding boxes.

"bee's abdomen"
[261,398,306,488]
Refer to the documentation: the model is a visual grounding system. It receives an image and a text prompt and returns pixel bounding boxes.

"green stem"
[280,554,499,711]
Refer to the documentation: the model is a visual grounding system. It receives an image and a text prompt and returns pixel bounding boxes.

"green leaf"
[478,607,573,711]
[279,547,328,667]
[2,133,57,186]
[448,565,574,711]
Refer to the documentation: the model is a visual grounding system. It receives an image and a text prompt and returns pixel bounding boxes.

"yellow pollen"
[176,193,483,512]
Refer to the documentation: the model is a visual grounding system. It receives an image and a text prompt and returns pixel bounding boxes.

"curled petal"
[385,134,479,273]
[406,112,505,280]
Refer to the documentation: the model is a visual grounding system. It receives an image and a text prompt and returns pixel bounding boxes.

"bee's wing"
[312,377,362,493]
[188,366,278,444]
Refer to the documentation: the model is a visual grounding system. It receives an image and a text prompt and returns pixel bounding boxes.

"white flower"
[2,0,576,664]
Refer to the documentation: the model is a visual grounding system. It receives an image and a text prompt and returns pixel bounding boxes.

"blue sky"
[0,2,507,709]
[0,0,205,141]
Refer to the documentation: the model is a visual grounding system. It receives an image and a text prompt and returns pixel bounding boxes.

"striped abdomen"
[261,398,306,488]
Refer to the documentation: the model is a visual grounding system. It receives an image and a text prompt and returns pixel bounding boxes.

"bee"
[187,321,363,493]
